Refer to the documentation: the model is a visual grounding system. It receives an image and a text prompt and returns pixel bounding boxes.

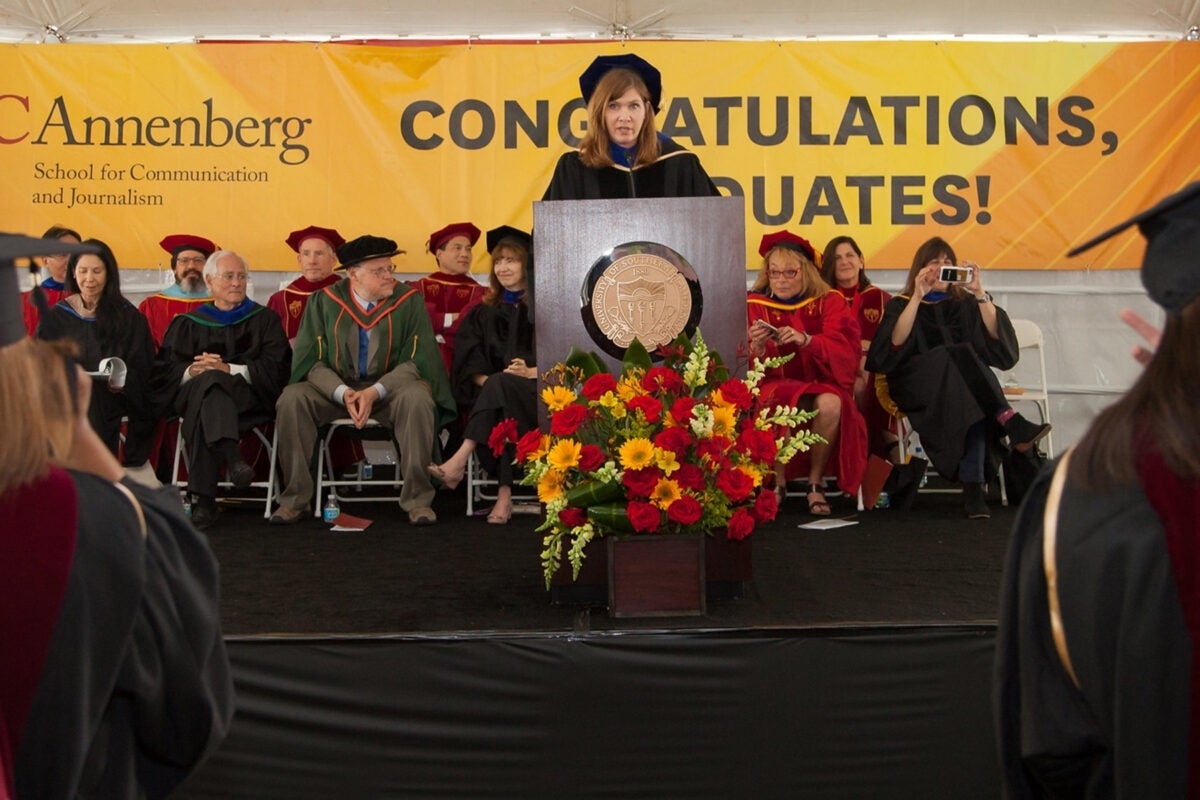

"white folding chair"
[170,420,278,517]
[313,419,403,517]
[465,451,540,517]
[998,318,1054,458]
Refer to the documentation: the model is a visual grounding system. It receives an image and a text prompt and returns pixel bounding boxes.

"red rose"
[550,403,590,436]
[515,429,545,462]
[627,500,662,533]
[642,366,685,395]
[578,444,605,473]
[727,507,756,541]
[752,487,779,522]
[558,506,587,529]
[487,418,519,456]
[697,436,733,464]
[668,396,697,425]
[673,462,707,491]
[622,467,662,498]
[716,379,753,411]
[653,425,692,456]
[581,372,617,401]
[716,468,755,503]
[626,394,663,423]
[666,494,703,525]
[736,427,777,463]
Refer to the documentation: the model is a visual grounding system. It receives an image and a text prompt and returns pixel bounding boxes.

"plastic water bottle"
[875,491,890,509]
[911,444,930,488]
[181,491,192,517]
[362,461,374,480]
[323,494,340,523]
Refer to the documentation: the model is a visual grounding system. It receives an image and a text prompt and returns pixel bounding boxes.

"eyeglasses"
[215,272,247,283]
[361,265,397,278]
[768,269,800,279]
[176,256,207,266]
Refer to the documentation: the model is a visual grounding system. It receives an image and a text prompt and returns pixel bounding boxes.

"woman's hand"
[775,326,810,348]
[748,321,774,355]
[1120,308,1161,366]
[962,260,986,299]
[505,358,537,379]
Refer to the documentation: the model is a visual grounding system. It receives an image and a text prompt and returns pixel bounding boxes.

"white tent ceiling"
[1,0,1198,43]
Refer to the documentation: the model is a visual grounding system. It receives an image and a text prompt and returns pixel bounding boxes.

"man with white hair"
[153,250,291,529]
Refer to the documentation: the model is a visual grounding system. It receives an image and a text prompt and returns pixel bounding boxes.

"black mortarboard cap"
[578,53,662,113]
[336,235,405,271]
[0,233,99,346]
[1068,181,1200,313]
[485,225,532,254]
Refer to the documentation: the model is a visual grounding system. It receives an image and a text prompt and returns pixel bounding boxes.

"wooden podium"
[532,196,753,606]
[532,196,747,375]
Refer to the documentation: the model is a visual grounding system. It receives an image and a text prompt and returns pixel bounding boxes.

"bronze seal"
[580,242,703,360]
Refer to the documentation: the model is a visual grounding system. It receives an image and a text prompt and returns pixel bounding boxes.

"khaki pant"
[274,379,437,513]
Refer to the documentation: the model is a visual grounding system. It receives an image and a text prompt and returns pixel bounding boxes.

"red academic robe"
[747,290,868,494]
[267,274,342,341]
[835,283,895,455]
[21,283,68,337]
[138,292,212,347]
[415,272,486,374]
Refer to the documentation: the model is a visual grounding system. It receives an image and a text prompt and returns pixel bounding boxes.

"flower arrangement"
[487,331,823,589]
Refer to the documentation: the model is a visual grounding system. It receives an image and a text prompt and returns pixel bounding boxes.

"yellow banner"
[1,41,1197,271]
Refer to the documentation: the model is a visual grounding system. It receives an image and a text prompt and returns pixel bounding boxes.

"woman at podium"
[542,54,718,200]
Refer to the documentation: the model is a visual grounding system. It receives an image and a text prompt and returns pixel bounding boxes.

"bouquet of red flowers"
[487,331,822,588]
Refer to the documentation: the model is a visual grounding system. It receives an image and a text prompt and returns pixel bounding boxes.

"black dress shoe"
[1003,413,1051,452]
[963,483,991,519]
[226,459,255,489]
[191,502,219,530]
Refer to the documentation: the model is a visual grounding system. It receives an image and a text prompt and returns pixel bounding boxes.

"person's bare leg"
[806,393,841,515]
[427,438,476,490]
[488,484,514,524]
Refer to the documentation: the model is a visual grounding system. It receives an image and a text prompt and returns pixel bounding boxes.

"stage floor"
[207,480,1015,637]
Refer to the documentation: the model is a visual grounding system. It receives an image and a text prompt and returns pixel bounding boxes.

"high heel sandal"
[803,481,832,516]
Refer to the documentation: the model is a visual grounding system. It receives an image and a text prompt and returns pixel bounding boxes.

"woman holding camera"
[866,236,1049,519]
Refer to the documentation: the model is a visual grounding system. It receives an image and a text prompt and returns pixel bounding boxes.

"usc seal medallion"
[581,242,703,359]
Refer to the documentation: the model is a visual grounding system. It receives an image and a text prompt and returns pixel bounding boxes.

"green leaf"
[565,479,623,507]
[623,337,652,374]
[586,503,636,533]
[564,346,609,378]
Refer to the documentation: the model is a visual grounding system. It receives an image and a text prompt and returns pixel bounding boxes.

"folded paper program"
[87,356,127,389]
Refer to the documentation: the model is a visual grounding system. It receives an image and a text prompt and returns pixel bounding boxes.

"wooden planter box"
[550,531,752,608]
[607,534,706,618]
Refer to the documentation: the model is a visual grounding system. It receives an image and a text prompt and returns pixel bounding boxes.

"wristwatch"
[975,292,992,304]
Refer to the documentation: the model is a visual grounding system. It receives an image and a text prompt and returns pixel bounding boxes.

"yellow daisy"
[737,463,764,487]
[710,405,738,438]
[546,439,582,471]
[618,438,656,470]
[650,478,682,510]
[710,387,736,410]
[541,385,577,412]
[537,470,565,503]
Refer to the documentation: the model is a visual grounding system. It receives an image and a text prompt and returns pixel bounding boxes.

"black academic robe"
[37,300,156,460]
[542,138,719,200]
[865,294,1018,480]
[153,302,291,443]
[2,468,232,800]
[451,300,537,482]
[994,455,1192,798]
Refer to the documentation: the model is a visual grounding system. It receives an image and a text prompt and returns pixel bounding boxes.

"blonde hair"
[0,338,79,494]
[750,246,830,299]
[578,68,661,169]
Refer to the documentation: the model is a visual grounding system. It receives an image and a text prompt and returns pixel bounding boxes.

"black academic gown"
[542,138,719,200]
[865,294,1018,480]
[3,468,232,800]
[451,300,537,482]
[37,300,156,461]
[994,458,1191,798]
[153,302,291,444]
